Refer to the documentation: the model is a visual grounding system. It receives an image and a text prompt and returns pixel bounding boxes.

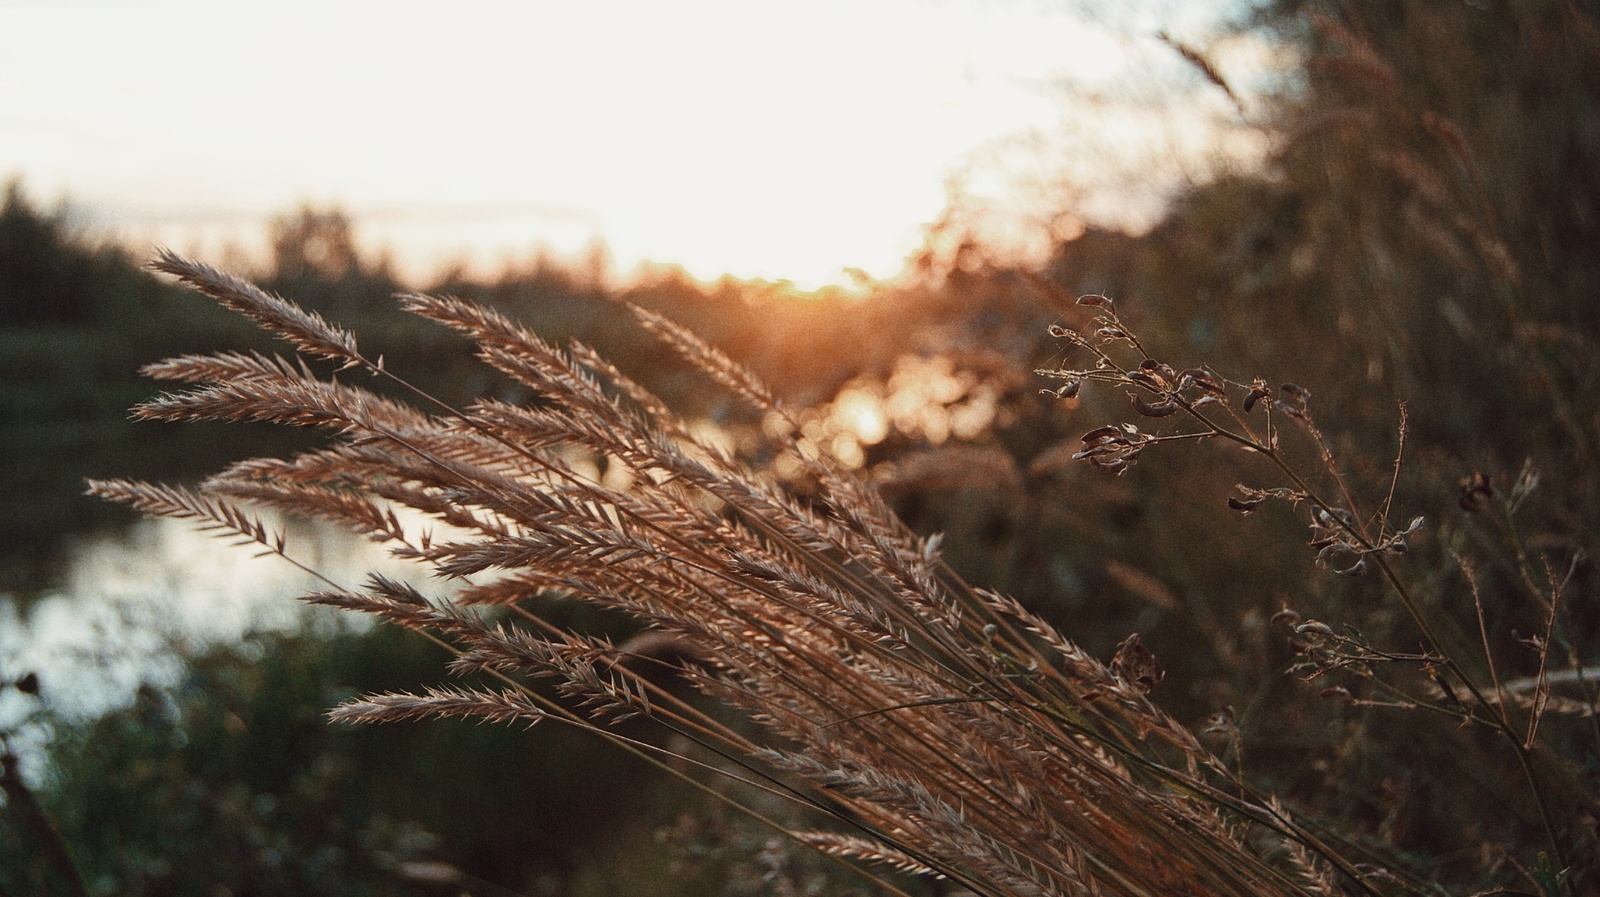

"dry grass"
[1035,282,1590,895]
[87,250,1394,897]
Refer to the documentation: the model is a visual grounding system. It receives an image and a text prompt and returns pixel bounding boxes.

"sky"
[0,0,1255,289]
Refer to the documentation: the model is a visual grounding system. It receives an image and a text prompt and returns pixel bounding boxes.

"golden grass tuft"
[90,252,1386,897]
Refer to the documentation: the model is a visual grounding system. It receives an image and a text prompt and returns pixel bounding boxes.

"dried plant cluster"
[1039,292,1585,894]
[90,252,1393,897]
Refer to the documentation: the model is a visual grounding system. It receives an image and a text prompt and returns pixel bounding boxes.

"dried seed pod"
[1091,457,1131,474]
[1076,294,1114,312]
[1132,394,1180,417]
[1136,359,1176,389]
[1314,542,1356,568]
[1277,382,1310,418]
[1050,379,1081,399]
[1334,558,1369,577]
[1227,496,1264,513]
[1243,383,1271,413]
[1312,506,1355,530]
[1180,368,1224,395]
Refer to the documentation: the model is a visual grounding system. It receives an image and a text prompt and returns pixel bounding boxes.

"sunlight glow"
[0,0,1243,288]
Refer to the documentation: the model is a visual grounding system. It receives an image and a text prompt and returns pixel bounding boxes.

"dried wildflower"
[1308,506,1369,576]
[1072,423,1153,475]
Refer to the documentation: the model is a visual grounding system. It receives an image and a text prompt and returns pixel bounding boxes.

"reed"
[91,250,1384,896]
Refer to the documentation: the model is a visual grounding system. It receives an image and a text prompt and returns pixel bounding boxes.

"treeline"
[0,184,1038,596]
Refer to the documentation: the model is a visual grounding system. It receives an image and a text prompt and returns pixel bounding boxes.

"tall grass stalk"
[91,251,1387,896]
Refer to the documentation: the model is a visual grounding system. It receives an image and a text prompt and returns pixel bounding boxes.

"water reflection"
[0,516,419,728]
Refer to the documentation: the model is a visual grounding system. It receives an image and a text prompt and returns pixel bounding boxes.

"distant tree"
[268,206,367,285]
[0,180,107,327]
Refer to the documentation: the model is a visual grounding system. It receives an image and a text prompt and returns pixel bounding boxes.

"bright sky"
[0,0,1250,288]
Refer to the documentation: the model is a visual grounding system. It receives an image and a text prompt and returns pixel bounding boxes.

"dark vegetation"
[4,0,1599,893]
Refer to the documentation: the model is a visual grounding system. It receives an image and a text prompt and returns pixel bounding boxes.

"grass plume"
[90,252,1396,897]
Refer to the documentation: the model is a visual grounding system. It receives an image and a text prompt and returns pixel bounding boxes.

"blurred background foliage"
[4,0,1599,893]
